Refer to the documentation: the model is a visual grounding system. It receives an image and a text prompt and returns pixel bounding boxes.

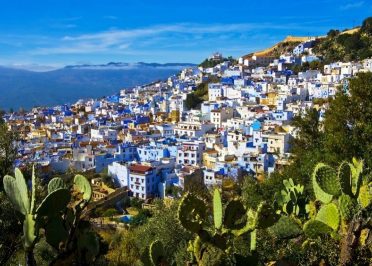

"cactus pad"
[213,189,223,230]
[74,174,92,202]
[223,199,246,230]
[149,240,165,266]
[315,203,340,231]
[303,220,333,238]
[30,166,36,214]
[255,202,280,229]
[268,216,302,239]
[314,163,341,196]
[178,192,207,233]
[23,214,37,249]
[48,177,67,194]
[358,183,371,208]
[45,216,68,249]
[36,188,71,217]
[312,163,333,203]
[338,162,353,196]
[3,169,30,215]
[199,243,228,266]
[338,194,357,221]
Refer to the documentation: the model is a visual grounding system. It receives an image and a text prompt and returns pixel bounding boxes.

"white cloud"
[340,1,364,10]
[27,22,329,56]
[103,16,118,20]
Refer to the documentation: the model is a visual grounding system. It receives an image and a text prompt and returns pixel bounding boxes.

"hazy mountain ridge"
[64,62,197,70]
[0,63,195,110]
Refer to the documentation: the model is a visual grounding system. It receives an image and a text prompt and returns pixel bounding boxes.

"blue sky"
[0,0,370,66]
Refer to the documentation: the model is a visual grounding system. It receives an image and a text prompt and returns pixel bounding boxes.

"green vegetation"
[289,60,325,73]
[185,75,220,109]
[199,56,237,68]
[2,169,103,265]
[0,123,18,187]
[270,41,301,58]
[1,30,372,265]
[313,17,372,63]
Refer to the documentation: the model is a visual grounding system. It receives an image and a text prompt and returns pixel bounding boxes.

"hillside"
[312,18,372,62]
[241,35,323,59]
[241,18,371,61]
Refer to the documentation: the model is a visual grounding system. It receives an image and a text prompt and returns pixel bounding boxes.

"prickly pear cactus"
[338,162,353,196]
[24,214,37,249]
[3,168,38,253]
[3,168,30,215]
[274,178,308,217]
[350,158,363,195]
[315,203,340,231]
[303,220,333,238]
[149,240,165,266]
[312,163,333,203]
[44,216,68,249]
[255,202,280,229]
[48,177,67,194]
[74,174,92,202]
[268,216,302,239]
[338,194,357,221]
[314,163,341,196]
[199,243,230,266]
[223,199,246,230]
[213,189,223,230]
[177,192,207,234]
[358,182,371,208]
[178,190,269,264]
[36,188,71,217]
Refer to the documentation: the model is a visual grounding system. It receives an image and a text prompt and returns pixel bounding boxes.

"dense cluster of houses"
[4,40,372,200]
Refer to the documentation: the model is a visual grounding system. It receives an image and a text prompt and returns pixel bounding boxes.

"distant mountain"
[0,63,195,110]
[64,62,197,70]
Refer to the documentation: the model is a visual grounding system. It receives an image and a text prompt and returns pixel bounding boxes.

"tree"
[323,72,372,168]
[269,108,326,196]
[327,29,340,38]
[0,110,5,124]
[361,17,372,35]
[0,123,19,188]
[291,108,323,158]
[185,92,203,110]
[135,200,192,265]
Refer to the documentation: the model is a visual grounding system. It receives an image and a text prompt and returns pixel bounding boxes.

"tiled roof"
[129,164,153,173]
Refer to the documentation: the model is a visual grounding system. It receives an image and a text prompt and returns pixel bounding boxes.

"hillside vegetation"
[242,35,318,59]
[199,56,237,68]
[313,17,372,63]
